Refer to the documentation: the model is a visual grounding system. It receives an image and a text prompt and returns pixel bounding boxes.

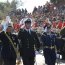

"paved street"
[17,53,65,65]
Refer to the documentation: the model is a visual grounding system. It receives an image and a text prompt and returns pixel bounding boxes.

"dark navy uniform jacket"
[41,32,56,47]
[18,29,40,57]
[41,32,56,65]
[0,31,17,59]
[55,35,64,54]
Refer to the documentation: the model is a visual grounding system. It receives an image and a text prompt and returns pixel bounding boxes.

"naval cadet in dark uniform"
[18,18,40,65]
[59,27,65,60]
[0,24,17,65]
[55,33,64,55]
[41,25,56,65]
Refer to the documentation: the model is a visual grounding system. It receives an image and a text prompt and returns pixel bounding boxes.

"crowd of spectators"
[1,1,65,34]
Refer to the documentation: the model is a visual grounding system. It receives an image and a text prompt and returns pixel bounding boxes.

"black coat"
[0,31,16,59]
[12,33,19,47]
[18,29,40,57]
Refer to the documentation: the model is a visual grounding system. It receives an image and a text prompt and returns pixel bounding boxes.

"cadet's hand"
[37,49,41,54]
[37,48,40,52]
[35,50,39,54]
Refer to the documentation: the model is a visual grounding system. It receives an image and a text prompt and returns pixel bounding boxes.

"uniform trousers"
[43,48,56,65]
[20,48,35,65]
[3,58,16,65]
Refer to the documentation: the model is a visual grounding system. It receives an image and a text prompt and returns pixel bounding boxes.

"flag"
[63,22,65,27]
[57,21,63,29]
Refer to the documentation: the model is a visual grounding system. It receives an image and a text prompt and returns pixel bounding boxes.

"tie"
[28,30,31,34]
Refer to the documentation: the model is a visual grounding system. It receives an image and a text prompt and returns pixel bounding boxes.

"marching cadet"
[12,30,21,65]
[55,33,64,55]
[18,18,40,65]
[41,24,56,65]
[0,24,17,65]
[60,28,65,60]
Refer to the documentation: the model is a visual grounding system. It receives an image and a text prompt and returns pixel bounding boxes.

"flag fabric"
[13,23,20,31]
[57,21,63,29]
[63,22,65,27]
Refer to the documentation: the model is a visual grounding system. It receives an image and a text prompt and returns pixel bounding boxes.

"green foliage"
[0,2,12,19]
[50,0,65,4]
[10,0,17,10]
[50,0,57,4]
[0,0,23,20]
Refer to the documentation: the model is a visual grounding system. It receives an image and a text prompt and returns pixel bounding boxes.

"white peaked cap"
[20,18,32,25]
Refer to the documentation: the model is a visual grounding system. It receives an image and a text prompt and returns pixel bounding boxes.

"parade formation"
[0,0,65,65]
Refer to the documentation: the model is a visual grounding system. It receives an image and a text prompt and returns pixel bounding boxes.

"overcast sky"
[0,0,50,13]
